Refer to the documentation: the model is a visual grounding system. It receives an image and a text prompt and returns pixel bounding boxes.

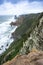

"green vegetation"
[0,12,43,65]
[12,13,40,38]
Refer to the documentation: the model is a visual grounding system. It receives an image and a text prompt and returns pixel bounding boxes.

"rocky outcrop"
[3,50,43,65]
[10,15,25,26]
[19,16,43,55]
[10,22,19,26]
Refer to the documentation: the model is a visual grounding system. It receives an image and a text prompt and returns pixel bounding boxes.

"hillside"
[0,12,43,65]
[12,13,40,39]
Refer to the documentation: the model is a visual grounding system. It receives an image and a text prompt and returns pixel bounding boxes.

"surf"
[0,15,17,54]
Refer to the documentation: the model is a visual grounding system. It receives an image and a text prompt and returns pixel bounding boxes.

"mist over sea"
[0,15,17,54]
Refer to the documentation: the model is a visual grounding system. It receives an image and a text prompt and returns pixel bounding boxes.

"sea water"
[0,15,17,54]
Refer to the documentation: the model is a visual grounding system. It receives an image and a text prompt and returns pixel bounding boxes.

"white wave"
[11,26,17,33]
[0,16,17,54]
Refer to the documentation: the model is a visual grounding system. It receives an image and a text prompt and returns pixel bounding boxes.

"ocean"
[0,15,17,54]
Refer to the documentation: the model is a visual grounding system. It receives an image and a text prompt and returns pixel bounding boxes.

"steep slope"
[0,12,43,65]
[19,16,43,55]
[12,13,40,39]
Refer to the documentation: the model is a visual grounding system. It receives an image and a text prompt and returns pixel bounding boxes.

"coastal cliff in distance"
[10,15,25,26]
[0,12,43,65]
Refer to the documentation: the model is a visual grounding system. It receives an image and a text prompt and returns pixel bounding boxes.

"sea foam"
[0,16,17,54]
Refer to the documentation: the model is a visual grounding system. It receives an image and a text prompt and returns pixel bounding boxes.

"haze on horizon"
[0,0,43,15]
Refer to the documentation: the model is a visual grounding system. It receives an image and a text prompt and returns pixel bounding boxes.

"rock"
[10,15,25,26]
[35,59,43,65]
[3,51,43,65]
[20,16,43,54]
[10,22,19,26]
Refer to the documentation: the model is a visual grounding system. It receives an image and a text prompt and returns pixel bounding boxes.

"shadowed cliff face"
[3,50,43,65]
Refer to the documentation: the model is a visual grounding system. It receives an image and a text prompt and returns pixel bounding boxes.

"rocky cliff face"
[19,16,43,54]
[10,15,25,26]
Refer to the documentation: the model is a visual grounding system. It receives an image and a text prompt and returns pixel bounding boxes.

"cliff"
[19,16,43,54]
[11,13,41,39]
[0,12,43,65]
[10,15,25,26]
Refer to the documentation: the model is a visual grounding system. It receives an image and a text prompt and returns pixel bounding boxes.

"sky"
[0,0,43,15]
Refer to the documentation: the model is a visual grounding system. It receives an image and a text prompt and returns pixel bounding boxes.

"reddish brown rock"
[3,50,43,65]
[10,22,19,26]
